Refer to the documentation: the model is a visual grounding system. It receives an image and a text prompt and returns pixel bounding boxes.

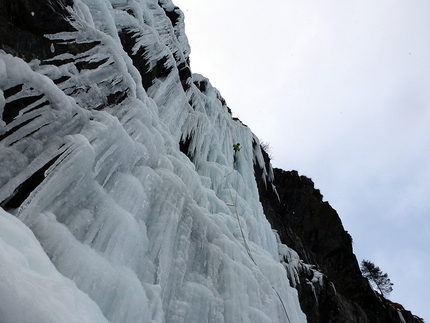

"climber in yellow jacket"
[233,143,240,162]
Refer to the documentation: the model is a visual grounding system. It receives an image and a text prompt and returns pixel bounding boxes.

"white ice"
[0,0,307,322]
[0,208,109,323]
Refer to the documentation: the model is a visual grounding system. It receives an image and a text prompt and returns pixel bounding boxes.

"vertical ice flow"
[0,0,307,322]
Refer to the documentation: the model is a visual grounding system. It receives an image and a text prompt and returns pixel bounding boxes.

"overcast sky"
[173,0,430,321]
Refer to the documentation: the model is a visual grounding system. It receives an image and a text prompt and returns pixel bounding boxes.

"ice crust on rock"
[0,0,307,322]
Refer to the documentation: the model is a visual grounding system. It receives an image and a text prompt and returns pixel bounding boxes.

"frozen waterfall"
[0,0,307,322]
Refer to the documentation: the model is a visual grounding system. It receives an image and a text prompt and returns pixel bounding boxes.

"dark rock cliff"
[254,148,424,323]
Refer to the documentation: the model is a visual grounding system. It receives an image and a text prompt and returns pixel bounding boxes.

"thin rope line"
[228,185,257,265]
[225,176,291,323]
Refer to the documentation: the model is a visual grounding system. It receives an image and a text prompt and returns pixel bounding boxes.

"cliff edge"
[255,148,424,323]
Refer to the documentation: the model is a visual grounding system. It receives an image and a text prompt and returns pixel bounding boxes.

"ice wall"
[0,0,306,322]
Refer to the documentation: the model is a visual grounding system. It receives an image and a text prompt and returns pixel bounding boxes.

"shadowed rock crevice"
[3,93,46,124]
[119,29,173,91]
[179,134,193,160]
[161,5,181,28]
[1,155,61,209]
[0,0,75,61]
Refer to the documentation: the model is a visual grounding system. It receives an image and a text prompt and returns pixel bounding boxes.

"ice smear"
[0,1,307,322]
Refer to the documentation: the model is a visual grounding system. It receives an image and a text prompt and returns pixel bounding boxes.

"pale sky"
[173,0,430,321]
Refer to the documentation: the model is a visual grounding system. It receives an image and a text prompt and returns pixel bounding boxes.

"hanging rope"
[225,180,292,323]
[228,186,257,265]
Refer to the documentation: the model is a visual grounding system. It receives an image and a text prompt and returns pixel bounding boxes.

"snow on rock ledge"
[0,1,306,322]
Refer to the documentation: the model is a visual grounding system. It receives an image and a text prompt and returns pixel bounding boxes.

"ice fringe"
[0,0,307,322]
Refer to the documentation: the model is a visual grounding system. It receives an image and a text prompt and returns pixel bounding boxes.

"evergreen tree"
[360,259,393,297]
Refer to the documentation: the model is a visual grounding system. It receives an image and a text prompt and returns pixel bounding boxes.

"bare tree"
[360,259,393,297]
[260,140,273,159]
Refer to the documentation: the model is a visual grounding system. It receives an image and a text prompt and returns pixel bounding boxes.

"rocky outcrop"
[255,148,424,323]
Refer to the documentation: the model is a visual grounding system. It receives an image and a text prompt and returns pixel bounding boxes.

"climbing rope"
[225,178,292,323]
[227,186,257,265]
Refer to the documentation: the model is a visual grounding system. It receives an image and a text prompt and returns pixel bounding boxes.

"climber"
[233,143,240,162]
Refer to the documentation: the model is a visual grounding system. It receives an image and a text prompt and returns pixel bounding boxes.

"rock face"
[254,149,424,323]
[0,1,424,322]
